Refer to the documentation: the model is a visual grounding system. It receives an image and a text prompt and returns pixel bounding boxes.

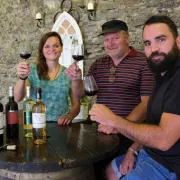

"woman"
[14,31,80,125]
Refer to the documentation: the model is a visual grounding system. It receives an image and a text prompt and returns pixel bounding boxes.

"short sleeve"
[140,57,155,96]
[164,75,180,115]
[86,61,97,76]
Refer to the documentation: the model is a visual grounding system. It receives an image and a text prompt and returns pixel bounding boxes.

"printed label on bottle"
[24,111,32,125]
[32,113,46,128]
[0,112,3,135]
[0,129,3,135]
[8,111,18,124]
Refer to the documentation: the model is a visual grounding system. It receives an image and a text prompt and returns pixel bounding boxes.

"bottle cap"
[36,87,41,92]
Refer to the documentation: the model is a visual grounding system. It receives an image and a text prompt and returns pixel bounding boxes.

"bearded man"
[90,15,180,180]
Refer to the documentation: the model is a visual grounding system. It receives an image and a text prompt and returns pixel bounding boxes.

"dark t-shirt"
[144,58,180,179]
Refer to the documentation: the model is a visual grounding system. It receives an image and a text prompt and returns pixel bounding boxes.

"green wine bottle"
[23,86,35,137]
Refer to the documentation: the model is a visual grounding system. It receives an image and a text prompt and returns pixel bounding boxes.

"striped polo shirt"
[87,46,154,117]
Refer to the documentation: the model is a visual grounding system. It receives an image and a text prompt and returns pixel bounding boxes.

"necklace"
[48,64,60,80]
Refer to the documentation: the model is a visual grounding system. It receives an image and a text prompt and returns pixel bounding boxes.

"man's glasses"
[109,66,116,83]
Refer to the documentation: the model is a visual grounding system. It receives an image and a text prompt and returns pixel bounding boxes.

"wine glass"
[72,44,84,62]
[84,75,98,97]
[84,75,98,123]
[19,44,32,61]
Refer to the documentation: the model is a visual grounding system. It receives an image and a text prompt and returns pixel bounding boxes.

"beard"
[147,43,180,74]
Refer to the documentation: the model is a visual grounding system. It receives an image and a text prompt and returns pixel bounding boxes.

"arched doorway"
[52,11,84,76]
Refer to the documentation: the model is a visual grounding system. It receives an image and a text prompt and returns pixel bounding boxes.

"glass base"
[25,133,33,138]
[33,139,46,145]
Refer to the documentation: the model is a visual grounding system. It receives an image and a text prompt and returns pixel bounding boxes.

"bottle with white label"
[24,137,33,163]
[5,86,19,139]
[23,86,35,137]
[32,88,46,144]
[0,102,3,145]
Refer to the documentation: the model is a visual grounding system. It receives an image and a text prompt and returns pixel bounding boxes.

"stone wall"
[0,0,179,106]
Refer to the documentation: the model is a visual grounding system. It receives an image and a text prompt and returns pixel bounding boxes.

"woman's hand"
[58,114,72,126]
[16,62,30,79]
[65,62,82,81]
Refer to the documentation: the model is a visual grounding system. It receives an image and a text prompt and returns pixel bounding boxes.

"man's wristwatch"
[128,147,138,156]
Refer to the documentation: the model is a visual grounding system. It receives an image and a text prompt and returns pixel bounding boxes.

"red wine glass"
[84,75,98,123]
[72,44,84,62]
[84,75,98,97]
[20,45,32,61]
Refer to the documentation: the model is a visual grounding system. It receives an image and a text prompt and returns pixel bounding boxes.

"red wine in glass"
[72,55,84,61]
[72,44,84,62]
[20,52,31,60]
[84,89,98,96]
[84,75,98,97]
[20,44,32,61]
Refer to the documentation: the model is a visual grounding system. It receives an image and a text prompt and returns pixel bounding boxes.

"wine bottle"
[6,86,19,138]
[0,102,3,145]
[32,88,46,144]
[33,143,47,162]
[24,137,33,163]
[23,86,35,137]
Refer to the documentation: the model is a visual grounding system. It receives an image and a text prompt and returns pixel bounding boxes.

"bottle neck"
[26,89,31,99]
[36,98,42,102]
[9,96,15,102]
[36,92,42,102]
[9,88,14,101]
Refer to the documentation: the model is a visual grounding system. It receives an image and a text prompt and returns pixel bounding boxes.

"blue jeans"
[111,149,177,180]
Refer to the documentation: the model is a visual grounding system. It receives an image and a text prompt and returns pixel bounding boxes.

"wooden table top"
[0,122,119,173]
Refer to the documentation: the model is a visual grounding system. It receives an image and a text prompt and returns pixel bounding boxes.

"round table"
[0,122,119,180]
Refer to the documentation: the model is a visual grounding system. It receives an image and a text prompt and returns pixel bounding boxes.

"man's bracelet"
[128,147,138,156]
[19,76,28,80]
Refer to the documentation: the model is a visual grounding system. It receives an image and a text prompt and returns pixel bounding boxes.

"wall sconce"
[36,13,45,28]
[87,0,96,21]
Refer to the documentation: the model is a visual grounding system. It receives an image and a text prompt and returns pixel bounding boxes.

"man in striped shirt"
[65,19,154,177]
[65,20,154,177]
[65,19,154,144]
